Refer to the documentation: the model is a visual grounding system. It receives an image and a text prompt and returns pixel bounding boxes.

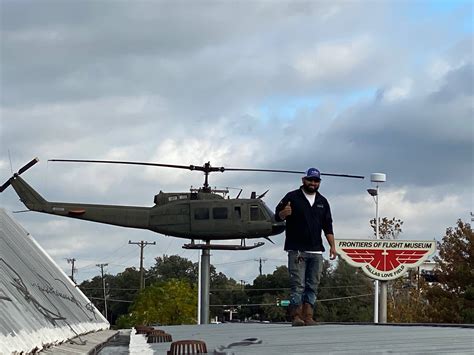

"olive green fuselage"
[9,176,285,240]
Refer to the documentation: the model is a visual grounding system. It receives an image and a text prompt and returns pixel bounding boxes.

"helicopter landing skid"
[183,240,265,250]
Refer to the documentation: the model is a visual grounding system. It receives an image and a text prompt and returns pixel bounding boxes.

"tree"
[424,219,473,323]
[370,217,403,239]
[317,259,373,322]
[79,276,106,316]
[123,279,198,326]
[147,255,198,286]
[387,275,430,323]
[107,267,140,325]
[209,268,240,321]
[247,266,290,321]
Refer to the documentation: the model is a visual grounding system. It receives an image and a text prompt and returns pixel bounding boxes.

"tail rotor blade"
[0,157,39,193]
[0,179,11,193]
[18,158,39,175]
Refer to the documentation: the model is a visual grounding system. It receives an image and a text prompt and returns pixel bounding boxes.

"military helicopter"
[1,158,364,250]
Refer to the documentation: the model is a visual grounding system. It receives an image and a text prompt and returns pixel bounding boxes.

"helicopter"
[1,158,364,250]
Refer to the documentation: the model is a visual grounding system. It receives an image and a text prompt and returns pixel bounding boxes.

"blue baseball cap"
[304,168,321,180]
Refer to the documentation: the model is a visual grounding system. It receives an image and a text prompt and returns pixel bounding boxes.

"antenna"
[8,150,13,174]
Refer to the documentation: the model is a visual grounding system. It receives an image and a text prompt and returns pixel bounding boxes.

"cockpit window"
[250,205,266,221]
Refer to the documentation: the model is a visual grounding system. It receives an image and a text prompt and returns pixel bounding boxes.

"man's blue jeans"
[288,251,323,306]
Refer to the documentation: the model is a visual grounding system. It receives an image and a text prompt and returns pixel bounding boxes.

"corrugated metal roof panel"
[0,208,108,354]
[131,323,474,354]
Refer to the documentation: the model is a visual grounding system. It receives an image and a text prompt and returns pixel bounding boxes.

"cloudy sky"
[1,0,472,284]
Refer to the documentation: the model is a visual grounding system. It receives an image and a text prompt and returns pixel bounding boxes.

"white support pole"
[374,184,379,324]
[197,251,201,325]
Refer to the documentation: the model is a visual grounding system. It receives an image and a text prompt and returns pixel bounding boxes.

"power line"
[317,293,373,302]
[78,242,131,270]
[209,293,373,307]
[80,287,140,291]
[89,296,133,303]
[213,258,255,266]
[209,285,370,292]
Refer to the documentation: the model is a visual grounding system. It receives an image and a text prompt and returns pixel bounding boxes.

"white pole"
[374,184,379,324]
[198,251,201,324]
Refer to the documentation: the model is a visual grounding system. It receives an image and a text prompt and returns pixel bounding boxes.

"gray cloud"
[1,1,472,283]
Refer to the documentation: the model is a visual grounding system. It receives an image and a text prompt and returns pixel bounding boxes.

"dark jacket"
[275,188,333,252]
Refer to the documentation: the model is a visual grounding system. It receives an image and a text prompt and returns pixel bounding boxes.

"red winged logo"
[341,248,429,272]
[335,240,436,280]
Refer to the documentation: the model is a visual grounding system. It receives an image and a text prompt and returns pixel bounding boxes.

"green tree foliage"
[245,266,290,321]
[209,268,240,321]
[147,254,198,286]
[424,220,473,323]
[107,267,140,324]
[317,259,373,322]
[79,276,106,316]
[260,293,286,321]
[123,279,198,326]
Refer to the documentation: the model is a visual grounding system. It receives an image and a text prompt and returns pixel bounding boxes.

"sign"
[335,239,436,281]
[276,299,290,307]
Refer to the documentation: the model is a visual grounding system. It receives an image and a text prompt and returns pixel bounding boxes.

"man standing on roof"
[275,168,336,326]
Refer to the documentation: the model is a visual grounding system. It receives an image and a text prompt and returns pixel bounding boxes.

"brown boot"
[302,303,318,326]
[289,304,305,326]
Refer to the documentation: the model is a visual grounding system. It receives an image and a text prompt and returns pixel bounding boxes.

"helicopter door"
[190,203,234,238]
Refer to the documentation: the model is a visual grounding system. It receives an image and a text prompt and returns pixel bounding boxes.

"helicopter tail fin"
[9,175,49,211]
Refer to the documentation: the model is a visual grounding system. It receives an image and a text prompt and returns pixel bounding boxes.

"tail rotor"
[0,158,39,192]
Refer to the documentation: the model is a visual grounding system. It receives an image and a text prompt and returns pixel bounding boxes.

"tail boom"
[9,175,151,230]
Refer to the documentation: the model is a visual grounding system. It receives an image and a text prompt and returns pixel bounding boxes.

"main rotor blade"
[49,159,364,179]
[224,167,364,179]
[49,159,208,172]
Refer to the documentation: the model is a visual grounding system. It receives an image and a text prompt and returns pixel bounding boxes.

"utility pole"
[66,258,76,283]
[254,258,267,276]
[96,263,108,320]
[129,240,156,289]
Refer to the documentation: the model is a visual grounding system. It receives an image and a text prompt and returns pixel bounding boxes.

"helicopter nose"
[272,222,286,235]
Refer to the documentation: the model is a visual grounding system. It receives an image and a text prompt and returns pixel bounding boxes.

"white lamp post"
[368,173,386,324]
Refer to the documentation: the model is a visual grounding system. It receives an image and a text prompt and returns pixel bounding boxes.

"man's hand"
[279,201,292,220]
[326,234,337,260]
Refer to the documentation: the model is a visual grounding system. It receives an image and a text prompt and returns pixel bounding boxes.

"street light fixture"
[368,173,386,324]
[367,188,377,196]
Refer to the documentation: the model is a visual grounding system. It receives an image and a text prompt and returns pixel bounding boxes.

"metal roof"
[124,323,474,354]
[0,208,108,354]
